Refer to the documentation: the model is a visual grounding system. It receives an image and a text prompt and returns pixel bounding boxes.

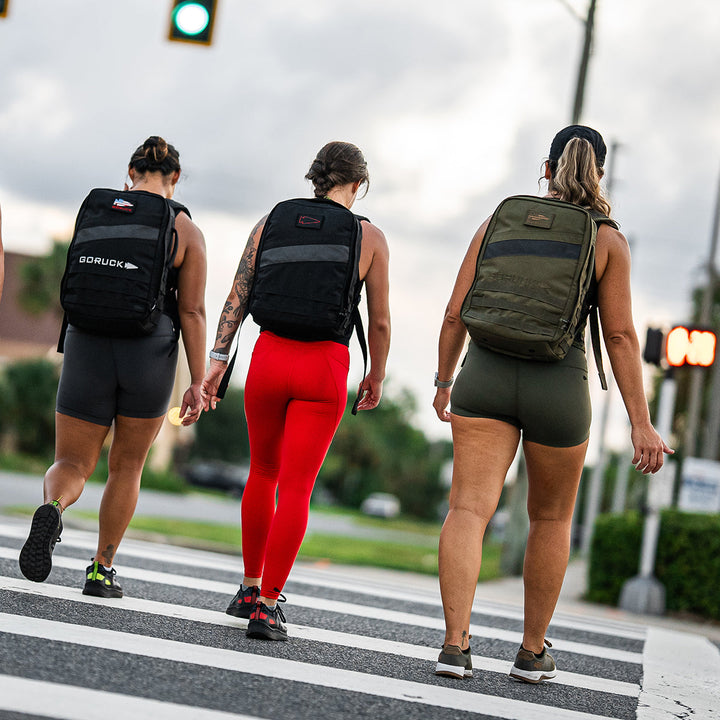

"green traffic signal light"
[168,0,217,45]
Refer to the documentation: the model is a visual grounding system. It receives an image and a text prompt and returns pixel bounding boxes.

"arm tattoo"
[212,220,263,352]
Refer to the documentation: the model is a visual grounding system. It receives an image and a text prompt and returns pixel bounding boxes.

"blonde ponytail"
[548,137,611,217]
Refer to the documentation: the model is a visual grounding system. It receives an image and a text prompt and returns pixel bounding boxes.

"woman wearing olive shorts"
[433,125,673,684]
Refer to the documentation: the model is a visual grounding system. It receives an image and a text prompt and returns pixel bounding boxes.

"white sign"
[678,457,720,513]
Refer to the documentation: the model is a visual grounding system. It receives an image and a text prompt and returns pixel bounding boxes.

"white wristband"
[209,350,229,362]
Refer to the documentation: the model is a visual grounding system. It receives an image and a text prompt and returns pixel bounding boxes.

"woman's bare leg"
[521,438,588,653]
[439,416,520,649]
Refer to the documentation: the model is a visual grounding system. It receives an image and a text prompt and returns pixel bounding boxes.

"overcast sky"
[1,1,719,452]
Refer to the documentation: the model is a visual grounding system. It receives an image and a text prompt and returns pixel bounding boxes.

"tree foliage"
[189,387,250,463]
[319,389,452,520]
[18,239,68,317]
[0,359,59,457]
[187,385,452,520]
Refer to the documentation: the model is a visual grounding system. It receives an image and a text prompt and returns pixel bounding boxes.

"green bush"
[0,359,59,456]
[588,509,720,620]
[656,510,720,619]
[586,511,643,605]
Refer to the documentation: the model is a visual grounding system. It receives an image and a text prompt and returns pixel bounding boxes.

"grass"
[5,506,502,580]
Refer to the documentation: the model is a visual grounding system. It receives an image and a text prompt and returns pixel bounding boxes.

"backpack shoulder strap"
[350,307,368,415]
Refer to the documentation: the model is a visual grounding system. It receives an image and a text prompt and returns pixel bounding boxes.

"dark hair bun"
[305,142,369,198]
[129,135,181,176]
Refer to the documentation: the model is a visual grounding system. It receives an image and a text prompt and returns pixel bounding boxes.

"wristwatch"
[434,372,454,388]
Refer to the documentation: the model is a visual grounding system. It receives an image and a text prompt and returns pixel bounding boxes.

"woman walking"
[433,125,672,682]
[202,141,390,641]
[19,136,207,597]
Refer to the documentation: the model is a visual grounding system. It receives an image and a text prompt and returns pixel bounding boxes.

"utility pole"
[685,170,720,458]
[619,369,677,615]
[572,0,597,124]
[700,170,720,458]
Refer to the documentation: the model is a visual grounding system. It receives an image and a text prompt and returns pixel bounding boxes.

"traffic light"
[643,327,665,366]
[0,1,9,18]
[666,326,717,368]
[168,0,217,45]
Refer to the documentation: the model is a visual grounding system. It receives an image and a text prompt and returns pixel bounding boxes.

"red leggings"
[241,331,349,599]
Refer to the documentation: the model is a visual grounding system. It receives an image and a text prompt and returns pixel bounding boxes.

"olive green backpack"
[460,195,618,390]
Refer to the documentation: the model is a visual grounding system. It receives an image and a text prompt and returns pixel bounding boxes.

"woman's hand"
[433,387,452,422]
[201,359,229,411]
[631,423,674,474]
[179,382,204,425]
[356,375,383,411]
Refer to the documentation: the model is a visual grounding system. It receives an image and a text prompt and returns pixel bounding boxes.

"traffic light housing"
[0,1,9,18]
[168,0,217,45]
[643,327,665,366]
[643,325,717,368]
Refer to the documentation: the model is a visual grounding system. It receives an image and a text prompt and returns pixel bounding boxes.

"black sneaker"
[246,595,288,641]
[435,643,473,678]
[19,502,63,582]
[509,641,557,684]
[82,560,123,598]
[226,584,260,618]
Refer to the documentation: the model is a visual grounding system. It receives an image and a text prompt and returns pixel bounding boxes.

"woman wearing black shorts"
[19,136,207,597]
[433,126,672,682]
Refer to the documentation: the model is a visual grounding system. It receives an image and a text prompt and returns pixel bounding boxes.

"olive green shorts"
[450,341,592,448]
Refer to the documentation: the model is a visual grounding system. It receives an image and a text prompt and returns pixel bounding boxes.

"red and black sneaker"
[225,584,260,619]
[246,595,288,641]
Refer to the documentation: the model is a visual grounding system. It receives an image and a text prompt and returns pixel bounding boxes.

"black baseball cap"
[549,125,607,167]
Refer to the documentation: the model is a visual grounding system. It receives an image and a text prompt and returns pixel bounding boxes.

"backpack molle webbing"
[249,197,364,341]
[461,195,617,389]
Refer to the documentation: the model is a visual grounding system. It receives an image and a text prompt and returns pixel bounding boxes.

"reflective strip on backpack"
[258,244,350,266]
[74,225,161,245]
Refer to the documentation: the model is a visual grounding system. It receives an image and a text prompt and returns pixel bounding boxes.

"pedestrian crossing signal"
[168,0,217,46]
[0,1,9,18]
[666,326,716,368]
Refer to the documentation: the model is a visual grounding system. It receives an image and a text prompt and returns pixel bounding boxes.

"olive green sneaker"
[435,643,473,679]
[82,560,123,598]
[509,641,557,684]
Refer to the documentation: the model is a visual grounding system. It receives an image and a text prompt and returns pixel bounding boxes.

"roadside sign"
[678,457,720,513]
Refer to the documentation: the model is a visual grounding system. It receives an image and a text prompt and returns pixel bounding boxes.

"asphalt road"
[1,516,719,719]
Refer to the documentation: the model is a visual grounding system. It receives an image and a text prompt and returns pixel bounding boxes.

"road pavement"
[1,513,720,719]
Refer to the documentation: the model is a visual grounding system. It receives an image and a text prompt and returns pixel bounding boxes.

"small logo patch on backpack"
[112,198,135,213]
[524,211,554,229]
[296,214,324,229]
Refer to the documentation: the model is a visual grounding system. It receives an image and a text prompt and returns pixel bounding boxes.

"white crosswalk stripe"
[1,519,717,719]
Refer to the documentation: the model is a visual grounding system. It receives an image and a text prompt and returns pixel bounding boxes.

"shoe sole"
[246,621,288,641]
[435,661,473,678]
[19,505,61,582]
[82,582,123,599]
[509,666,557,684]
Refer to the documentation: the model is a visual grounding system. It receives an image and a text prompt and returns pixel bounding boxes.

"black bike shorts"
[450,341,592,448]
[56,314,179,427]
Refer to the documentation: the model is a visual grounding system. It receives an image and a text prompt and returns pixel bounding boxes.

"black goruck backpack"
[460,195,618,389]
[249,197,366,342]
[233,196,368,412]
[59,188,188,343]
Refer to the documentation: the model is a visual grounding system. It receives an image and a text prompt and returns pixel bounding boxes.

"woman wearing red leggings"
[202,142,391,640]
